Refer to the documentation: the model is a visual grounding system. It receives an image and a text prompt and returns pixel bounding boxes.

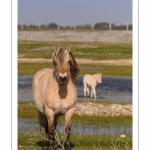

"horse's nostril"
[59,76,67,80]
[59,76,67,84]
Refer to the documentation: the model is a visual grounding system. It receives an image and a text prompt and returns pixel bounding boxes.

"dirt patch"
[18,30,132,44]
[75,102,132,116]
[18,58,132,66]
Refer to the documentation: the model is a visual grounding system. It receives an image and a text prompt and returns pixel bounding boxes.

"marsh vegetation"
[18,41,132,76]
[18,31,132,149]
[18,101,132,149]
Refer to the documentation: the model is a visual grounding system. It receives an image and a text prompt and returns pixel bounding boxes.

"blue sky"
[18,0,132,26]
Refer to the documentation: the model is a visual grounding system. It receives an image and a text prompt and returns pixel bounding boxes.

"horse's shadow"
[36,141,75,149]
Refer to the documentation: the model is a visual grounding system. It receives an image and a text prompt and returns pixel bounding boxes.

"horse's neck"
[58,84,67,91]
[92,74,97,83]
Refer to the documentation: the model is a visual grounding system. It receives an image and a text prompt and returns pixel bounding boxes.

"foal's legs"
[64,107,75,150]
[86,86,90,96]
[84,83,90,97]
[91,85,96,98]
[90,90,93,97]
[83,83,87,97]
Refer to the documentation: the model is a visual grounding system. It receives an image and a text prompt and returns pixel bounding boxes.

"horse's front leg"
[64,107,75,150]
[45,108,55,150]
[91,85,96,98]
[53,115,58,149]
[83,84,87,97]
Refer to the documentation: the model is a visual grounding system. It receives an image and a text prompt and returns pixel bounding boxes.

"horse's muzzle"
[59,76,68,85]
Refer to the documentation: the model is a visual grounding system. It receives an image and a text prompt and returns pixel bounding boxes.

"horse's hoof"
[48,146,54,150]
[53,145,58,150]
[42,147,49,150]
[65,143,71,150]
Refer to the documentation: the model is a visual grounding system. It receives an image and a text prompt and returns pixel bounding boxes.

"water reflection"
[18,76,132,103]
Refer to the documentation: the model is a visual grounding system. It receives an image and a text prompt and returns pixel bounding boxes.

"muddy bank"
[18,58,132,66]
[75,102,132,116]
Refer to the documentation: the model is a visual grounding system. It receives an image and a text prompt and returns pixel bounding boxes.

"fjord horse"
[32,46,79,150]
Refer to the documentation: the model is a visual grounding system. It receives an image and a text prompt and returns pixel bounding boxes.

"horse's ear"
[66,46,70,53]
[54,46,58,52]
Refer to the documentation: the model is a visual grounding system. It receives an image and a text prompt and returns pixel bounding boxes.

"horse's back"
[83,74,92,86]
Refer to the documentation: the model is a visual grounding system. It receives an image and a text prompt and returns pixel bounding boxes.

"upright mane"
[69,51,80,85]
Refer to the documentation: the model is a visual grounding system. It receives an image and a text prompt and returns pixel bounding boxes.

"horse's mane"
[69,51,80,85]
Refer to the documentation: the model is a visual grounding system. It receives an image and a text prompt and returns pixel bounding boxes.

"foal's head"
[95,73,102,83]
[53,46,79,85]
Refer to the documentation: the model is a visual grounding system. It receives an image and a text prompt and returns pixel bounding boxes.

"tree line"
[18,22,132,30]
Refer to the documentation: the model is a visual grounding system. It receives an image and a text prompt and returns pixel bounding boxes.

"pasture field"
[18,134,132,150]
[18,102,132,125]
[18,41,132,76]
[18,62,132,76]
[18,102,132,150]
[18,36,132,149]
[18,41,131,60]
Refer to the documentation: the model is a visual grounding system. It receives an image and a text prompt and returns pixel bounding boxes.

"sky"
[18,0,132,26]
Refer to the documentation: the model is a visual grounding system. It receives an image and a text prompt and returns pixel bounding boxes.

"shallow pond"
[18,118,132,136]
[18,75,132,103]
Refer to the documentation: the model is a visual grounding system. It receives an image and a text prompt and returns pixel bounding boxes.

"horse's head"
[52,46,79,85]
[96,73,102,83]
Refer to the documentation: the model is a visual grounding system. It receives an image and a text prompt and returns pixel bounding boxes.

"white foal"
[83,73,102,98]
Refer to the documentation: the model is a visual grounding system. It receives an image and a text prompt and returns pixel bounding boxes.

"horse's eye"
[68,61,71,64]
[54,62,57,65]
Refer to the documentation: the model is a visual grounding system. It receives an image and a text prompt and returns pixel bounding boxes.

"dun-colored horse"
[32,46,79,150]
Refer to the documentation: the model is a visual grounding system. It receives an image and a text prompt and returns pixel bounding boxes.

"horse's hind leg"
[90,90,93,97]
[38,111,48,149]
[86,86,90,97]
[84,83,89,97]
[83,84,87,97]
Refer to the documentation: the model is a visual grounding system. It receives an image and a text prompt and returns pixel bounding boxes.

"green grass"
[18,41,132,76]
[18,63,132,76]
[18,41,132,60]
[79,64,132,76]
[18,102,38,118]
[18,102,132,126]
[18,63,54,76]
[18,134,132,150]
[18,101,132,149]
[72,45,132,60]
